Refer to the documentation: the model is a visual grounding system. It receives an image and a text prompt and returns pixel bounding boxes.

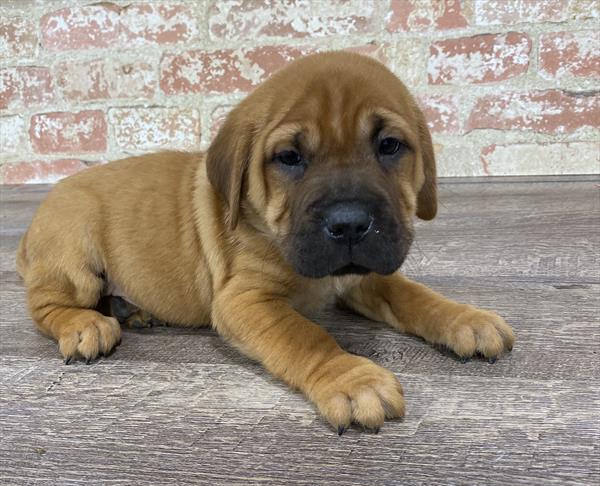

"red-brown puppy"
[17,52,514,433]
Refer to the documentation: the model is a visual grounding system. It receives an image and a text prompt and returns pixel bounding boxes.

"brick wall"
[0,0,598,184]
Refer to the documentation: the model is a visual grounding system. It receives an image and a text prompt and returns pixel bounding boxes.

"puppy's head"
[207,51,436,278]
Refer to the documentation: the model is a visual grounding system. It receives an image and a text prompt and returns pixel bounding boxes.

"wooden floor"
[1,178,599,485]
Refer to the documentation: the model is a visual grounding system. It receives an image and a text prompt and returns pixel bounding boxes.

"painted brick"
[109,107,200,150]
[0,67,54,110]
[121,4,198,45]
[480,142,600,176]
[209,0,378,40]
[0,116,27,155]
[40,5,121,50]
[467,90,600,134]
[208,104,236,139]
[569,0,600,19]
[418,95,461,134]
[428,32,531,84]
[435,144,485,177]
[0,17,37,59]
[160,46,315,95]
[539,31,600,80]
[395,38,426,86]
[474,0,568,25]
[56,59,156,102]
[30,111,107,154]
[0,159,88,184]
[387,0,468,32]
[345,43,390,64]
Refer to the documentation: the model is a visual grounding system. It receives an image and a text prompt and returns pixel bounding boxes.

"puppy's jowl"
[18,52,514,433]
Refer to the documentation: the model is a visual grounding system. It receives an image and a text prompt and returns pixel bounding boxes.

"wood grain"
[1,178,599,485]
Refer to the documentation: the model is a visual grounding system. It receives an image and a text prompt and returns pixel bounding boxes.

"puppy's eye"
[275,150,303,166]
[378,137,405,156]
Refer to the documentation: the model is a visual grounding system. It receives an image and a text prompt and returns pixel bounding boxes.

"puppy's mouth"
[330,263,372,276]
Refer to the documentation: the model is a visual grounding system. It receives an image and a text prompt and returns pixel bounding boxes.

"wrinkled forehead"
[265,75,418,156]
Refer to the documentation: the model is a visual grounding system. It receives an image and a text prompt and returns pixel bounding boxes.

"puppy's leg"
[212,280,405,433]
[24,261,121,363]
[341,274,514,361]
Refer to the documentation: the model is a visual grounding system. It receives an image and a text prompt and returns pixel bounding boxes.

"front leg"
[212,278,405,433]
[341,273,515,361]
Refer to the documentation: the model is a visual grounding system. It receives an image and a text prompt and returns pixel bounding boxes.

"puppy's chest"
[289,276,361,316]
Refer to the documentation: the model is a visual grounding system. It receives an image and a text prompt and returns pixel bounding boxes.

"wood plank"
[0,357,597,485]
[1,178,598,485]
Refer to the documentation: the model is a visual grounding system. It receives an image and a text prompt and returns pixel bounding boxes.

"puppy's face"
[207,52,436,278]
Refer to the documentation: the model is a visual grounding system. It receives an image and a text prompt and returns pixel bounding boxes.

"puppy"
[17,52,514,433]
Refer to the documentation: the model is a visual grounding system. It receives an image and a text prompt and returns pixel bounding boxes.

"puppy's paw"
[57,314,121,364]
[309,355,405,434]
[443,306,514,361]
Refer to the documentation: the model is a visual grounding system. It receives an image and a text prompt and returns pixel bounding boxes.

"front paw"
[307,354,405,434]
[443,306,515,361]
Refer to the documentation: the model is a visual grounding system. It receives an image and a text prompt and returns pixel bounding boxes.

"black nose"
[323,203,373,244]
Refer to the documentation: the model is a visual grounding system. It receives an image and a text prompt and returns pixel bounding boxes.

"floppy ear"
[413,103,437,220]
[206,112,254,230]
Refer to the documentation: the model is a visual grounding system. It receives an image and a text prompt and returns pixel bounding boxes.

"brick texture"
[209,1,379,40]
[467,90,599,134]
[109,107,200,150]
[0,1,598,182]
[160,46,316,95]
[539,31,600,79]
[387,0,468,32]
[1,67,54,109]
[480,142,599,176]
[30,111,107,154]
[474,0,569,25]
[428,32,532,85]
[0,17,37,59]
[0,159,88,184]
[56,59,156,102]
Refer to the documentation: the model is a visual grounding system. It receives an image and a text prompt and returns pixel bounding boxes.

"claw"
[337,425,346,436]
[374,427,380,434]
[507,344,513,352]
[64,357,72,365]
[85,357,92,365]
[459,357,470,364]
[488,357,497,364]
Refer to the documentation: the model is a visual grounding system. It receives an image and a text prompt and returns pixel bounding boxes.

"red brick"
[0,159,88,184]
[30,111,107,154]
[467,90,599,134]
[0,17,37,59]
[108,107,200,150]
[121,3,198,45]
[160,45,315,95]
[56,59,156,102]
[475,0,568,25]
[539,31,600,80]
[480,142,599,176]
[428,32,531,84]
[0,67,54,110]
[417,95,461,133]
[209,0,378,40]
[0,116,27,155]
[40,5,120,50]
[387,0,468,32]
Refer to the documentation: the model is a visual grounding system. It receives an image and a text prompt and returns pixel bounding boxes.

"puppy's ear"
[206,113,254,229]
[413,103,437,220]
